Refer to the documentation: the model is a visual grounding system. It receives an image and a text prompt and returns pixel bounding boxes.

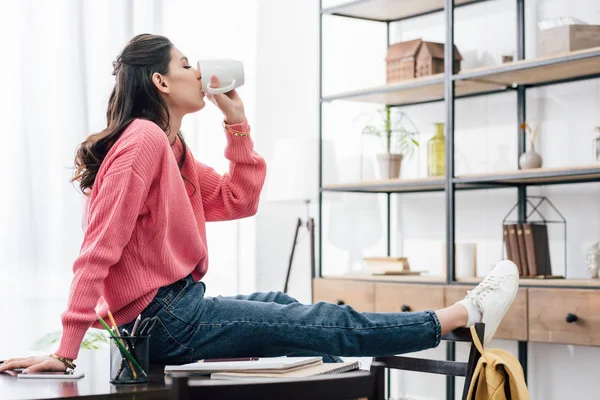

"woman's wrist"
[49,354,76,370]
[223,120,250,137]
[224,114,245,125]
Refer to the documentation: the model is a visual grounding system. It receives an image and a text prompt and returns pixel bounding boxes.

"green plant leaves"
[360,108,420,157]
[32,330,111,351]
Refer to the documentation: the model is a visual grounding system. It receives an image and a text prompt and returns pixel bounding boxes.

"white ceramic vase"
[519,144,543,169]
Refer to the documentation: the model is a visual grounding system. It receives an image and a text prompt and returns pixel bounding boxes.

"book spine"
[503,224,516,274]
[516,224,531,276]
[523,223,538,276]
[364,260,410,273]
[506,224,523,275]
[538,224,552,276]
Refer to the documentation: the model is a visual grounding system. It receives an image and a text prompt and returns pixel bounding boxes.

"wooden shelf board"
[320,273,447,283]
[455,47,600,86]
[319,275,600,287]
[456,277,600,288]
[323,176,445,193]
[323,74,505,105]
[323,166,600,194]
[322,0,477,22]
[455,165,600,185]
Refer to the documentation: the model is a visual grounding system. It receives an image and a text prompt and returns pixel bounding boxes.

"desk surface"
[0,350,170,400]
[1,351,371,399]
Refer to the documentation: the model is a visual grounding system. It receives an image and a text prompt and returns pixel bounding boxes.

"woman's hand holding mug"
[197,59,246,125]
[205,74,246,125]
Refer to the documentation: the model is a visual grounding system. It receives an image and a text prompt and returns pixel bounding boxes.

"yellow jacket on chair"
[467,325,530,400]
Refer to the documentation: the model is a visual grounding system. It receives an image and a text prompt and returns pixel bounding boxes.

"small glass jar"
[110,335,149,384]
[593,127,600,164]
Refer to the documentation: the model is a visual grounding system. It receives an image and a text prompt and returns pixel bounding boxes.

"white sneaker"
[465,260,519,345]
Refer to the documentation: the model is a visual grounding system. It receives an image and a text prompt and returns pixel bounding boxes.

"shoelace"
[466,275,504,312]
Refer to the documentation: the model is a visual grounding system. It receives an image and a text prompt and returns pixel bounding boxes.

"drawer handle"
[401,304,411,312]
[336,300,345,306]
[565,313,578,323]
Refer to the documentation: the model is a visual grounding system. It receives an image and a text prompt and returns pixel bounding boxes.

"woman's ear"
[152,72,170,95]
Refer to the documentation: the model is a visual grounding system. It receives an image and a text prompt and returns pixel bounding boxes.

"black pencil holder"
[109,335,150,384]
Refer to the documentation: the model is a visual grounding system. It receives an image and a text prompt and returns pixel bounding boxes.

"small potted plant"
[362,106,419,179]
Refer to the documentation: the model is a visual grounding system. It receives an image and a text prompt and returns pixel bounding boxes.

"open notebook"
[164,357,323,375]
[210,361,362,381]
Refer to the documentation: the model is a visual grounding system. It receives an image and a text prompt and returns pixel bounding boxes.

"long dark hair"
[72,33,192,193]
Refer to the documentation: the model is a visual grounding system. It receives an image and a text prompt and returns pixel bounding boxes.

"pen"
[198,357,259,363]
[131,315,142,336]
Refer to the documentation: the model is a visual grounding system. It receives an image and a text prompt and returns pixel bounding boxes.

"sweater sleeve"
[197,120,267,222]
[56,127,164,360]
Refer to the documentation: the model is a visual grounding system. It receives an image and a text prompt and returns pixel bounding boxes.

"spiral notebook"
[210,361,361,381]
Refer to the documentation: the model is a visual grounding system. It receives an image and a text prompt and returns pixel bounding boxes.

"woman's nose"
[196,62,202,79]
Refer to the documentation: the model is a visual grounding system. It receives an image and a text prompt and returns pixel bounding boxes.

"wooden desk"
[0,350,170,400]
[2,350,365,399]
[1,350,296,400]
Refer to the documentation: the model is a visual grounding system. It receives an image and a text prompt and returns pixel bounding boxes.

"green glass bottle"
[427,122,445,176]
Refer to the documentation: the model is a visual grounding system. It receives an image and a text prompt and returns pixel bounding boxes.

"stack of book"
[164,357,361,381]
[363,257,423,276]
[502,223,555,278]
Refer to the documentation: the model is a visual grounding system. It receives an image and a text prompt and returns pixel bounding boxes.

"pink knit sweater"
[56,118,266,360]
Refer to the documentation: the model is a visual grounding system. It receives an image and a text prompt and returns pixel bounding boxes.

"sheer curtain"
[0,0,258,355]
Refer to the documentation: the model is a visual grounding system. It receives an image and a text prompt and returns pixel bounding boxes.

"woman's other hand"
[205,75,246,125]
[0,356,67,373]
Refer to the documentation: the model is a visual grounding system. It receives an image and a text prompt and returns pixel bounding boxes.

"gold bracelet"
[223,121,250,137]
[50,354,76,371]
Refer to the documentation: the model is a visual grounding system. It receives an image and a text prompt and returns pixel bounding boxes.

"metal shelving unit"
[318,1,600,399]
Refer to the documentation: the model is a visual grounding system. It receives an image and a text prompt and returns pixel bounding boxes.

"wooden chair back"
[372,323,485,400]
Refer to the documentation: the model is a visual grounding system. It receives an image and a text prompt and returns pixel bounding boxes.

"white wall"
[162,0,260,297]
[0,0,165,358]
[0,0,259,359]
[255,0,600,399]
[254,0,322,303]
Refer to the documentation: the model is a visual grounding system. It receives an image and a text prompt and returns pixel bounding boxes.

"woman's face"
[156,47,205,115]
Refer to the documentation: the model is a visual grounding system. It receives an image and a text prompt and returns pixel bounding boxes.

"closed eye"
[183,66,192,69]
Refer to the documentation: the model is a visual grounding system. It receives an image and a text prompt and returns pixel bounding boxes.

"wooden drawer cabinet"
[445,286,528,341]
[529,288,600,346]
[375,283,445,313]
[312,279,375,312]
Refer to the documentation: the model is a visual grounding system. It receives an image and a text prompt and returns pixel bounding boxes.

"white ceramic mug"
[197,59,245,94]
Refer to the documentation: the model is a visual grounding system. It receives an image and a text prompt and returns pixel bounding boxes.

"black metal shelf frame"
[318,0,600,398]
[444,1,457,396]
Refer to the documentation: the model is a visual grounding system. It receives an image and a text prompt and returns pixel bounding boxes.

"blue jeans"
[121,275,441,364]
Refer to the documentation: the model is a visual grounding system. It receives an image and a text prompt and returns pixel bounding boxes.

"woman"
[0,34,518,373]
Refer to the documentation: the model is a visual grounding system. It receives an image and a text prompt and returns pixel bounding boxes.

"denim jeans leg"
[141,276,442,364]
[217,291,343,363]
[217,291,300,305]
